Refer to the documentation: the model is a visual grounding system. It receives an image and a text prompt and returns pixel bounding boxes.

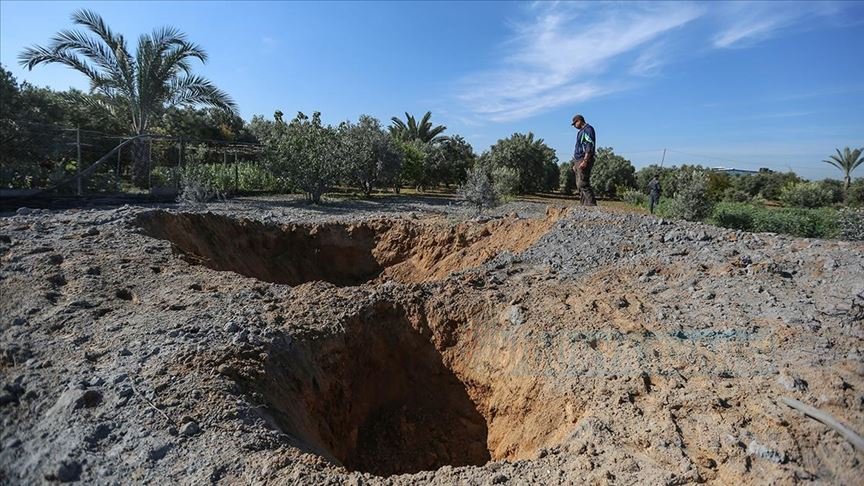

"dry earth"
[1,196,862,485]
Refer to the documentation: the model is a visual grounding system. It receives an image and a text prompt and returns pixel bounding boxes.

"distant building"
[710,167,760,176]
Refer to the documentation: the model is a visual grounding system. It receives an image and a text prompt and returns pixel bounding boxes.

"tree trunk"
[845,175,851,192]
[131,137,150,189]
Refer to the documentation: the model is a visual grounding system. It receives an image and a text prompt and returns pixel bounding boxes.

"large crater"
[134,209,562,286]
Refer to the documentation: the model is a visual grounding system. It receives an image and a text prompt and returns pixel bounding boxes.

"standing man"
[572,114,597,206]
[648,175,662,214]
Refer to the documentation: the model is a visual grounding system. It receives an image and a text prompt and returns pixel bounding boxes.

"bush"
[591,147,636,198]
[721,187,752,203]
[482,132,557,194]
[665,169,713,221]
[709,202,840,239]
[819,179,845,204]
[837,208,864,241]
[846,178,864,206]
[559,162,576,195]
[264,111,343,204]
[621,189,647,207]
[178,166,223,204]
[779,181,834,208]
[458,166,500,215]
[491,166,520,200]
[341,116,402,197]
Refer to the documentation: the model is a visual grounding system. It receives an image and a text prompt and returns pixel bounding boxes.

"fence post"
[76,127,82,196]
[147,137,152,192]
[234,152,239,193]
[116,145,121,192]
[177,137,183,189]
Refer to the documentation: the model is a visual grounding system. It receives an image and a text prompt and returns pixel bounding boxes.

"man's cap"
[571,114,585,125]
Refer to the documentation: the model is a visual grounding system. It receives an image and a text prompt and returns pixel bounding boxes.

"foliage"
[340,115,402,196]
[591,147,636,198]
[397,139,432,191]
[709,202,840,239]
[779,181,835,208]
[721,187,752,203]
[543,159,560,193]
[846,178,864,206]
[664,169,713,221]
[19,9,236,186]
[635,165,675,196]
[458,166,500,215]
[817,179,846,204]
[621,189,647,207]
[389,111,447,143]
[177,166,223,204]
[482,132,557,194]
[837,208,864,241]
[559,162,576,195]
[435,135,475,186]
[263,111,342,204]
[490,166,520,200]
[152,162,284,193]
[19,9,237,134]
[823,147,864,190]
[728,168,801,200]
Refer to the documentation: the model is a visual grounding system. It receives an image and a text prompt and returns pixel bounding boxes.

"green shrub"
[846,178,864,206]
[559,162,576,195]
[709,202,839,239]
[621,189,647,207]
[721,187,751,203]
[709,202,755,230]
[665,169,713,221]
[458,165,500,215]
[779,181,834,208]
[819,179,845,204]
[491,166,520,200]
[837,208,864,241]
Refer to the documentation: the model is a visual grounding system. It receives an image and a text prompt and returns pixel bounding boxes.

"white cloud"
[712,1,843,48]
[455,3,702,123]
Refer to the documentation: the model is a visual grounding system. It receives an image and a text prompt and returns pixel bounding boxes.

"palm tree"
[389,111,448,143]
[19,9,237,187]
[823,147,864,191]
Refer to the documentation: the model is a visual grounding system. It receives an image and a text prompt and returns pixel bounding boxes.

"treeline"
[2,64,567,199]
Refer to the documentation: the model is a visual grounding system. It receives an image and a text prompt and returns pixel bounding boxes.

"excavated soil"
[1,198,863,485]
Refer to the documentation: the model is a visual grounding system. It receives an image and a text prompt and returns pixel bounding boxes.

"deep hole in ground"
[134,209,562,286]
[239,301,577,477]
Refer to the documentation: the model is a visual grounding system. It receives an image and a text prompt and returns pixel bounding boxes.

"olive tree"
[265,111,342,204]
[341,115,402,197]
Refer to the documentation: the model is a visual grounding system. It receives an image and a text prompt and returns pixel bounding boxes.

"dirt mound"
[2,200,862,485]
[133,207,563,286]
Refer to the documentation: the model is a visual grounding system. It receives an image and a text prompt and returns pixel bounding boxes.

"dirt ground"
[1,195,862,484]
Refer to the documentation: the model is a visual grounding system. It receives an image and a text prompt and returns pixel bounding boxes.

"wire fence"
[0,119,266,197]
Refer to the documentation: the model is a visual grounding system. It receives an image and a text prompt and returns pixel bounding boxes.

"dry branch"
[781,397,864,451]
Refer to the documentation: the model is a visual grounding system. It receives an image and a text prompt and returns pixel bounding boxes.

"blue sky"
[2,1,863,180]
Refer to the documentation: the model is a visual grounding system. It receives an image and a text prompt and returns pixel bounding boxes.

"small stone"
[83,227,99,237]
[16,207,33,215]
[112,373,129,385]
[180,421,200,436]
[118,348,132,356]
[492,473,509,484]
[223,321,240,333]
[75,389,103,409]
[55,459,82,482]
[11,317,26,326]
[747,440,787,464]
